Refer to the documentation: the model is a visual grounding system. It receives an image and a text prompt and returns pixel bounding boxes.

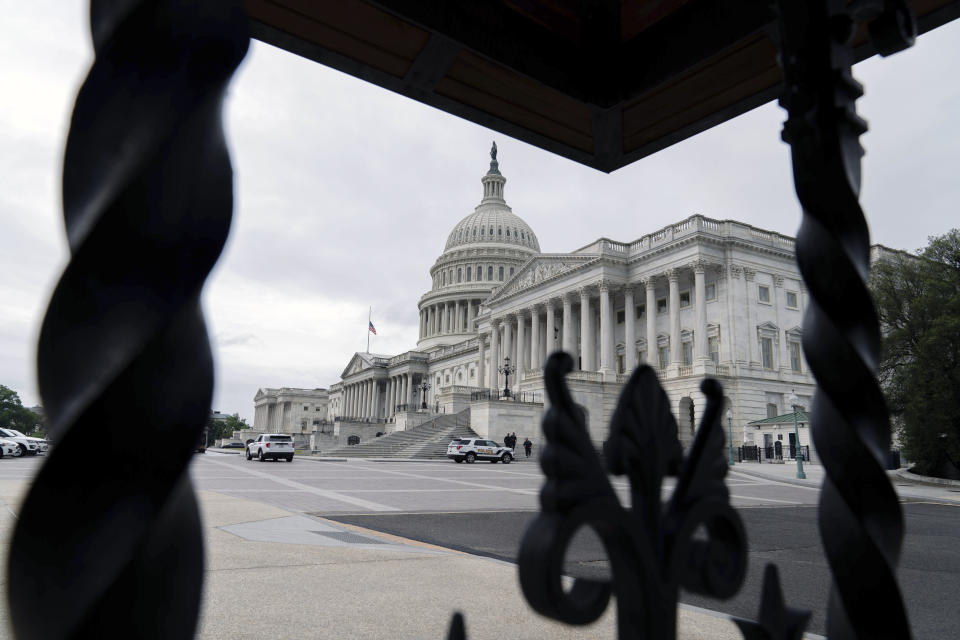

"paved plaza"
[0,452,958,638]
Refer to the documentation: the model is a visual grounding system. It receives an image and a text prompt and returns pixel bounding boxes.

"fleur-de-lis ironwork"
[516,352,748,638]
[733,564,810,640]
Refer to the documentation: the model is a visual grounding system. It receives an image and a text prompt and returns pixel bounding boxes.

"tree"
[205,413,249,443]
[870,230,960,477]
[0,385,40,433]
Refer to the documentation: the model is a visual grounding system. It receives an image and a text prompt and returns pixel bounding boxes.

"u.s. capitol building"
[254,145,817,456]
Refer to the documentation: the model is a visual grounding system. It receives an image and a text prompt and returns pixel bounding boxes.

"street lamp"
[726,408,736,466]
[498,356,516,398]
[788,390,806,479]
[419,380,431,410]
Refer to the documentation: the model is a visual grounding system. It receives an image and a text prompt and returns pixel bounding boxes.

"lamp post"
[498,356,516,398]
[788,391,806,479]
[726,408,736,466]
[419,380,431,410]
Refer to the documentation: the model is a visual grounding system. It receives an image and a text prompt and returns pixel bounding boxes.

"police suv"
[447,438,514,464]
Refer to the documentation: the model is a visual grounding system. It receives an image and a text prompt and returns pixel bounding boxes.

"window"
[489,227,494,235]
[477,265,482,281]
[638,350,646,364]
[789,341,802,373]
[758,285,771,303]
[488,266,493,280]
[616,354,624,374]
[442,272,446,285]
[786,291,799,309]
[636,303,646,319]
[312,419,319,426]
[657,297,667,313]
[509,267,514,277]
[316,406,321,411]
[766,403,778,419]
[706,283,717,301]
[616,310,625,324]
[761,337,774,369]
[679,291,691,308]
[466,267,472,282]
[498,266,504,280]
[498,227,502,236]
[708,336,720,364]
[658,346,670,368]
[682,342,693,366]
[457,268,462,283]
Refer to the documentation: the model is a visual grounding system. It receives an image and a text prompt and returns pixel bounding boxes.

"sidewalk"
[0,473,803,640]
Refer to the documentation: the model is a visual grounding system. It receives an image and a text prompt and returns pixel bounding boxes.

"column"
[467,300,475,332]
[599,281,614,372]
[427,307,434,336]
[490,320,501,389]
[348,384,355,417]
[774,275,789,372]
[387,378,394,417]
[530,305,541,369]
[624,286,636,371]
[645,278,657,364]
[562,292,575,359]
[516,311,526,372]
[693,261,708,360]
[503,317,513,371]
[365,380,372,417]
[744,269,757,364]
[668,269,681,364]
[454,301,461,332]
[400,374,408,408]
[372,380,380,419]
[580,287,594,371]
[478,333,486,389]
[545,302,555,359]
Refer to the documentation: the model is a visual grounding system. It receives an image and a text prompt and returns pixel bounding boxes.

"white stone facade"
[258,146,825,451]
[252,387,330,435]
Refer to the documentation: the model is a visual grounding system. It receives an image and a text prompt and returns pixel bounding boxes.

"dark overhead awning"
[245,0,960,172]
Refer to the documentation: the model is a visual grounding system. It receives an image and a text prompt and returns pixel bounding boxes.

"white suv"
[246,434,295,462]
[0,438,21,458]
[447,438,514,464]
[0,428,47,456]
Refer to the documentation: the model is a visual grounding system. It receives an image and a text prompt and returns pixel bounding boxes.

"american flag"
[369,321,377,335]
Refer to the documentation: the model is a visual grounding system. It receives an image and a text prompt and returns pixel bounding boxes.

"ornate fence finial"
[733,564,810,640]
[517,353,747,638]
[775,0,914,637]
[7,2,249,638]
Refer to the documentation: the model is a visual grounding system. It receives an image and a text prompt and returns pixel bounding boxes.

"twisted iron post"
[7,2,248,638]
[776,1,915,637]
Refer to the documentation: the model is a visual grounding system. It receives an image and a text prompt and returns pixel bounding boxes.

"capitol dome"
[443,143,541,253]
[417,144,541,350]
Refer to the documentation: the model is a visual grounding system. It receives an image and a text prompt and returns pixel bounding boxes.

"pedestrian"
[523,437,532,458]
[510,432,517,450]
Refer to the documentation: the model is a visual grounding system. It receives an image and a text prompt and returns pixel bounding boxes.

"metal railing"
[470,389,543,404]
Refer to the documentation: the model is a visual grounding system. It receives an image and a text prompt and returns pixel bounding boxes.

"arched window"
[509,267,514,277]
[442,272,446,285]
[477,265,482,281]
[498,227,502,236]
[490,226,494,235]
[481,227,485,235]
[466,267,472,281]
[457,268,462,283]
[498,266,504,280]
[488,266,493,280]
[473,227,477,237]
[449,269,454,284]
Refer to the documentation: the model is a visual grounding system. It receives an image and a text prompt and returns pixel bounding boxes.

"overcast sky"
[3,3,959,423]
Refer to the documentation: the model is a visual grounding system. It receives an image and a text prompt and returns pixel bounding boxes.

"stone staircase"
[322,409,476,459]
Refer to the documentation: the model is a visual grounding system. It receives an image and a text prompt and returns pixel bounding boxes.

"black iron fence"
[470,389,543,404]
[739,444,810,462]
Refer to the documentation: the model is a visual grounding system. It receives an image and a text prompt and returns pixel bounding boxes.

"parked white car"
[0,438,21,458]
[447,438,514,464]
[246,434,295,462]
[0,428,47,456]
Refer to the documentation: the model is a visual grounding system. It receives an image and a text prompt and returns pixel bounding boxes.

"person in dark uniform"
[523,437,532,458]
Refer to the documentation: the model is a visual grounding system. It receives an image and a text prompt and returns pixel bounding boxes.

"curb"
[731,466,822,489]
[894,468,960,488]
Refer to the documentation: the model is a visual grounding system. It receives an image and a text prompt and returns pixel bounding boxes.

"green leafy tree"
[0,385,40,433]
[870,230,960,477]
[205,413,249,443]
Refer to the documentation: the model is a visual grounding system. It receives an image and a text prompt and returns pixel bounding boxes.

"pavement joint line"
[334,463,541,496]
[203,456,400,512]
[729,494,801,505]
[728,469,822,491]
[314,516,470,554]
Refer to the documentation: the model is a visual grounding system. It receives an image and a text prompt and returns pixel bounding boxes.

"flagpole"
[367,306,371,354]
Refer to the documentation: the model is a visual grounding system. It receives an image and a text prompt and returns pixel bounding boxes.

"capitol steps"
[322,409,476,459]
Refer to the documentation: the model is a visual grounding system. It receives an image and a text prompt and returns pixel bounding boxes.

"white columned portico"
[580,287,594,371]
[530,305,541,369]
[562,292,575,361]
[668,269,681,364]
[693,261,708,361]
[599,281,614,372]
[490,320,501,389]
[624,286,636,371]
[516,311,526,372]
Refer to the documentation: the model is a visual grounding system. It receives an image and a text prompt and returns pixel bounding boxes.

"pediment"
[340,353,367,379]
[488,255,594,303]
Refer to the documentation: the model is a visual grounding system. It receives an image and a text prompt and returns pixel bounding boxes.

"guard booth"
[10,2,960,639]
